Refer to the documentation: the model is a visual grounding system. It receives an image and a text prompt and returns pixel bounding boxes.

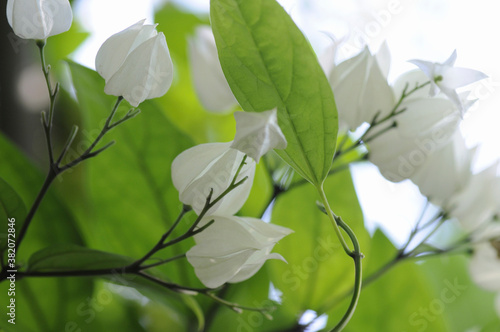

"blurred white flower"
[95,19,173,107]
[324,44,394,131]
[447,163,500,231]
[409,50,487,116]
[410,131,476,206]
[186,215,293,288]
[368,95,460,182]
[188,25,237,112]
[231,109,287,162]
[171,142,255,216]
[7,0,73,40]
[469,239,500,292]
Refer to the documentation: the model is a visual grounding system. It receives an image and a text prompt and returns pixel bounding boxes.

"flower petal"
[95,19,158,82]
[104,32,173,107]
[187,247,257,288]
[410,131,475,206]
[331,47,394,130]
[408,59,435,79]
[172,142,232,195]
[187,216,292,288]
[171,142,255,215]
[440,67,488,90]
[469,242,500,292]
[449,163,500,231]
[231,109,287,162]
[188,26,237,112]
[7,0,72,39]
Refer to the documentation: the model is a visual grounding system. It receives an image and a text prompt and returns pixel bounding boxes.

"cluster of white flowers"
[172,110,290,288]
[8,0,499,312]
[7,0,292,289]
[322,43,500,316]
[7,0,174,108]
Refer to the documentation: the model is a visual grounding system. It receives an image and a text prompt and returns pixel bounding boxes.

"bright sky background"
[74,0,500,246]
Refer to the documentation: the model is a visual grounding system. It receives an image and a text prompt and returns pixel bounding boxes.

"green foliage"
[0,2,496,332]
[420,255,500,331]
[66,60,206,328]
[210,0,338,186]
[0,134,93,332]
[27,244,133,272]
[269,169,370,328]
[344,230,448,332]
[0,177,26,254]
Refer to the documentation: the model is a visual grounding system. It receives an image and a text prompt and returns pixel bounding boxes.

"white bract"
[469,240,500,292]
[447,163,500,231]
[188,26,237,112]
[186,215,293,288]
[171,142,255,216]
[368,98,460,182]
[7,0,73,40]
[324,44,394,131]
[231,109,287,162]
[95,20,173,107]
[409,50,487,116]
[410,131,476,206]
[368,70,465,182]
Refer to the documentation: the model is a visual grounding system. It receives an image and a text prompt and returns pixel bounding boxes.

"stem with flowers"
[15,42,140,256]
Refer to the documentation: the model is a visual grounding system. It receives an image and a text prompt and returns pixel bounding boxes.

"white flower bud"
[95,20,173,107]
[186,215,293,288]
[326,45,395,131]
[231,109,287,162]
[7,0,73,40]
[188,25,237,113]
[171,142,255,216]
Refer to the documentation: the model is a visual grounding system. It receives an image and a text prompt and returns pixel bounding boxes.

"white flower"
[186,215,293,288]
[171,142,255,216]
[326,45,395,131]
[368,95,460,182]
[188,26,237,113]
[7,0,73,40]
[95,20,173,107]
[410,131,476,206]
[469,238,500,292]
[230,109,287,162]
[409,50,487,116]
[447,163,500,231]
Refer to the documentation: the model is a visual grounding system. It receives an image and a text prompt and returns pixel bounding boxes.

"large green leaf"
[210,0,338,186]
[66,61,196,282]
[66,61,205,327]
[263,169,369,328]
[420,254,500,331]
[342,230,448,332]
[27,244,133,272]
[0,177,26,254]
[0,134,93,332]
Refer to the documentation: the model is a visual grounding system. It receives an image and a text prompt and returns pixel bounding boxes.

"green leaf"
[66,61,196,281]
[419,255,500,331]
[0,134,93,332]
[343,230,448,332]
[0,177,26,253]
[266,169,369,323]
[27,244,133,272]
[66,61,205,327]
[210,0,338,185]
